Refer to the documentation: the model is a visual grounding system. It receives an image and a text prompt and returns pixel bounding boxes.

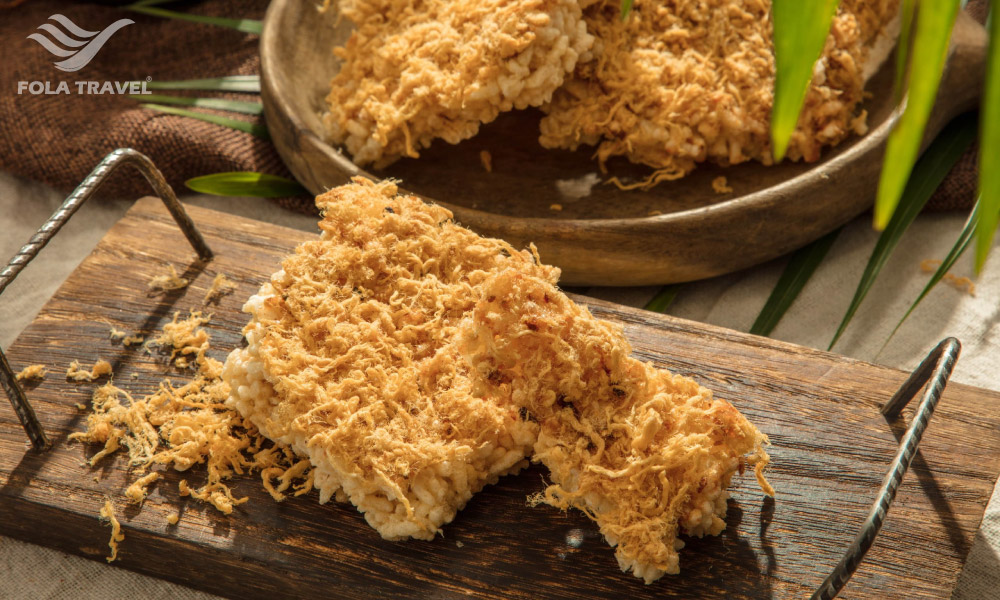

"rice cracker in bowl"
[323,0,595,167]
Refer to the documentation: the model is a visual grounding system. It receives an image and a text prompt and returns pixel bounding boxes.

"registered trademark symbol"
[146,76,152,81]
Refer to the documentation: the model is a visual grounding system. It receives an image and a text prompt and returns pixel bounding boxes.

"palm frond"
[186,172,306,198]
[127,94,262,115]
[974,8,1000,271]
[829,113,977,350]
[144,76,261,93]
[750,228,840,337]
[886,197,981,345]
[874,0,962,229]
[124,4,262,34]
[644,285,680,313]
[141,103,269,139]
[770,0,840,161]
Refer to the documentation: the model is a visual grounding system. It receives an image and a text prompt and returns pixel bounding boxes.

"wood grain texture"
[2,198,1000,599]
[259,0,987,286]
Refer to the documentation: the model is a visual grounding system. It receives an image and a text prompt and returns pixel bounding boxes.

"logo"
[27,14,134,72]
[17,13,150,95]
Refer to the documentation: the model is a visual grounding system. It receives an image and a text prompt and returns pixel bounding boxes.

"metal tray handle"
[812,337,961,599]
[0,148,213,451]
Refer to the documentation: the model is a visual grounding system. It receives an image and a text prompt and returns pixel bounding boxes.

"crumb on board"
[166,513,179,525]
[70,312,314,523]
[549,203,563,212]
[479,150,493,173]
[712,176,733,194]
[648,210,663,217]
[203,273,237,304]
[920,259,976,296]
[148,264,189,293]
[261,457,315,502]
[125,472,160,505]
[110,327,144,346]
[148,311,211,366]
[15,364,47,381]
[76,402,87,410]
[456,540,464,548]
[66,359,112,382]
[99,500,124,563]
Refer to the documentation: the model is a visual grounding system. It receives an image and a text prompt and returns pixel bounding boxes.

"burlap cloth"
[0,0,988,214]
[0,0,292,202]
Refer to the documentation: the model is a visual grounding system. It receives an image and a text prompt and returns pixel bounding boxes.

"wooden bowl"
[259,2,986,286]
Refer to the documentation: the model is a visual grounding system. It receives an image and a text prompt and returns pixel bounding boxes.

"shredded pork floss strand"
[70,313,315,520]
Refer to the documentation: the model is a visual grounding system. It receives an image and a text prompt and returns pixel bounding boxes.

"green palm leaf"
[873,0,961,229]
[127,94,262,115]
[145,76,261,93]
[750,228,841,337]
[829,113,978,350]
[140,103,270,139]
[770,0,840,161]
[886,197,980,345]
[620,0,634,20]
[644,285,680,313]
[893,0,916,101]
[975,10,1000,271]
[186,172,307,198]
[124,4,262,34]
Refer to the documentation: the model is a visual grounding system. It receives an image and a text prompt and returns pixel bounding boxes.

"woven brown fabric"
[925,140,980,212]
[0,0,294,201]
[0,0,986,215]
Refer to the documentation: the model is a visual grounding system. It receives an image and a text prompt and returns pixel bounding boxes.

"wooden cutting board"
[2,197,1000,599]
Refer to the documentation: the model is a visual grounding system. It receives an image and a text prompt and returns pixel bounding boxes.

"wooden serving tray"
[2,198,999,599]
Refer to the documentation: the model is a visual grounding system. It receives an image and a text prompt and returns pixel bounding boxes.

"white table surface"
[1,171,997,599]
